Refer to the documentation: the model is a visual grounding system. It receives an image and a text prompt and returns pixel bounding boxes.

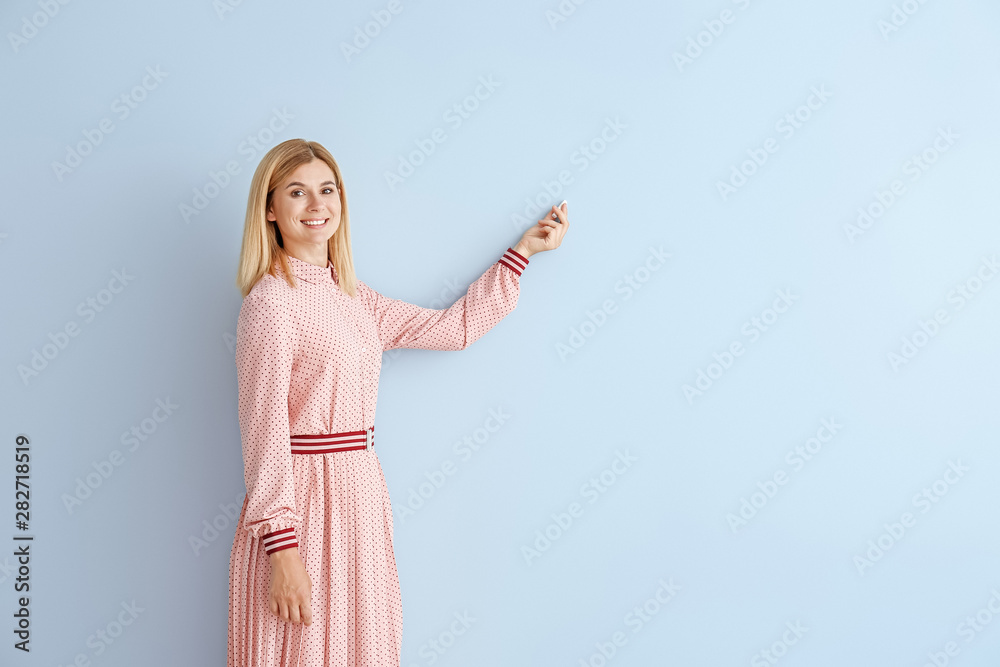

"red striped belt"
[259,426,376,555]
[289,425,375,454]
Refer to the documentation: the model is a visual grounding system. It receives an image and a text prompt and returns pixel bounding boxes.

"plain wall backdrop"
[2,0,1000,665]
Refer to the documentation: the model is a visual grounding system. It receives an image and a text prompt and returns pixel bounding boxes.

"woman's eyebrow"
[284,180,337,189]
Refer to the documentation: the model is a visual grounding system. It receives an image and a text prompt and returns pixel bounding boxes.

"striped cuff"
[262,527,298,555]
[499,247,529,276]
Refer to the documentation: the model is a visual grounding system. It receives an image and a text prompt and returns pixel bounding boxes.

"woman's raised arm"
[359,247,529,352]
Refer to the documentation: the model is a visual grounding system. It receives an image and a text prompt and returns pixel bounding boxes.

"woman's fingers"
[534,205,569,228]
[274,589,312,625]
[549,202,568,223]
[288,599,312,625]
[301,600,313,625]
[277,599,289,622]
[301,574,312,624]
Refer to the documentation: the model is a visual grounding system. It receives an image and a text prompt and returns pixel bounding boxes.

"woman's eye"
[291,187,336,196]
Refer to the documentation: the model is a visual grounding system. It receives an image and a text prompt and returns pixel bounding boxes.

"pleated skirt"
[228,450,402,666]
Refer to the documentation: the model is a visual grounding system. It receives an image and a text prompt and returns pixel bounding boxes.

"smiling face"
[267,158,342,264]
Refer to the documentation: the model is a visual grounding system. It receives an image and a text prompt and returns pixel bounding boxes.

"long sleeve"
[361,247,529,352]
[234,291,301,554]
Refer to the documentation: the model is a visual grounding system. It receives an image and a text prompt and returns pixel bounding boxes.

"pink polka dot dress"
[227,246,529,666]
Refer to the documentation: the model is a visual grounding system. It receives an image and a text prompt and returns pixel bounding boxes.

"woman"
[227,138,568,666]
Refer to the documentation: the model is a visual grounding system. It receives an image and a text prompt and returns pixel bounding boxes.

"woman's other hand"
[268,548,313,625]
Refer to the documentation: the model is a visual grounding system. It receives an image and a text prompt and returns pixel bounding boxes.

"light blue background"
[2,0,1000,665]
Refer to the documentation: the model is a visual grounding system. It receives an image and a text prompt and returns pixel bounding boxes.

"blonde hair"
[236,138,358,298]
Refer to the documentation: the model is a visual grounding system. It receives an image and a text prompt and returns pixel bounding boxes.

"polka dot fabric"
[228,247,528,666]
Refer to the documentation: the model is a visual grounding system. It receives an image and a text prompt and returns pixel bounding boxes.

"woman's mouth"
[301,218,328,228]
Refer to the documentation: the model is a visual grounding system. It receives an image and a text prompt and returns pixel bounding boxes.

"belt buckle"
[365,428,373,451]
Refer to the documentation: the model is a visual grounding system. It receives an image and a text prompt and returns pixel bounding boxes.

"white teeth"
[301,219,327,226]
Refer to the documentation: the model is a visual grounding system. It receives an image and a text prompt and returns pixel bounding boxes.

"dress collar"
[280,253,339,285]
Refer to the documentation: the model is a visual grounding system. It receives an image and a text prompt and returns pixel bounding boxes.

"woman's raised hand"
[514,200,569,259]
